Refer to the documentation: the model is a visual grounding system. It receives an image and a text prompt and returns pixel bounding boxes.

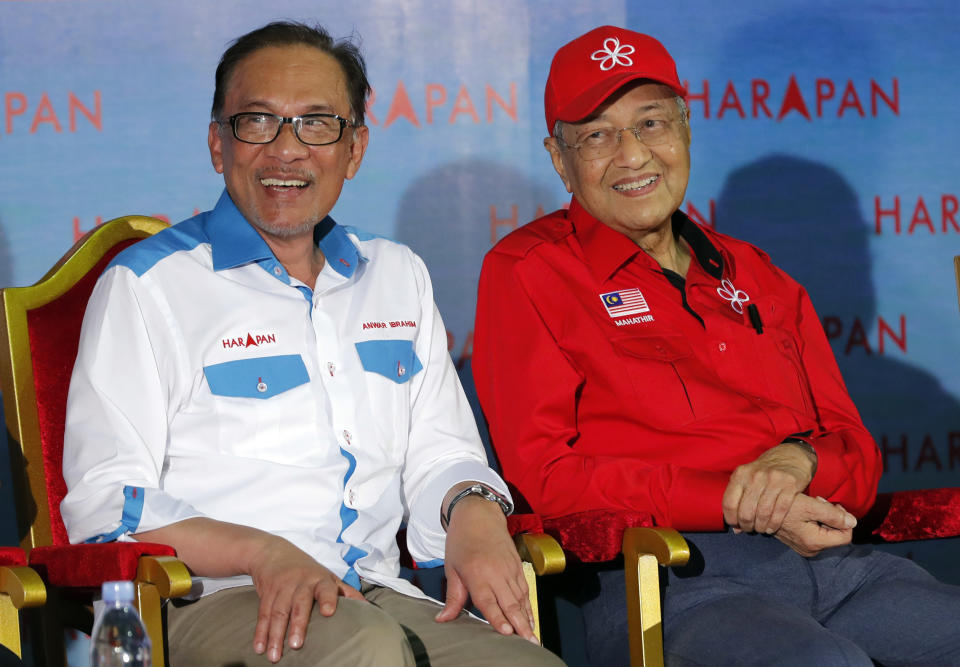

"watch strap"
[441,483,512,529]
[782,434,817,477]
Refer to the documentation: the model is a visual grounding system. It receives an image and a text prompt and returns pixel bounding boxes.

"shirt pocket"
[749,296,812,414]
[354,339,423,384]
[610,333,697,426]
[204,354,309,398]
[203,355,323,466]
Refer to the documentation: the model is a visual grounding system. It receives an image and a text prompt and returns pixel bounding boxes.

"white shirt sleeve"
[61,265,204,543]
[399,251,511,562]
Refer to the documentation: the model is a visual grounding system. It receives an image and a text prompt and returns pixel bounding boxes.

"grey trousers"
[576,531,960,667]
[166,581,565,666]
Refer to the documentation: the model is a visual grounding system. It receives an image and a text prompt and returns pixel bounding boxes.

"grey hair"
[553,94,688,144]
[675,96,688,126]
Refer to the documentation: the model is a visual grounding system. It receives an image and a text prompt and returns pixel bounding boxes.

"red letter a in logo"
[245,333,258,348]
[778,74,812,121]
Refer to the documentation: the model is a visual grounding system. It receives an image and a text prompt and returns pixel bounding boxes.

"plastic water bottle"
[90,580,152,666]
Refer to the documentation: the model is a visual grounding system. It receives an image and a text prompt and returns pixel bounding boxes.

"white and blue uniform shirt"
[61,190,508,599]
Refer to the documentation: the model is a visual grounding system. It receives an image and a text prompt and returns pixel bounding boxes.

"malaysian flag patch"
[600,288,650,318]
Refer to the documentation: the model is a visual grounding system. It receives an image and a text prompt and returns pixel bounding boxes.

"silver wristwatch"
[441,483,513,529]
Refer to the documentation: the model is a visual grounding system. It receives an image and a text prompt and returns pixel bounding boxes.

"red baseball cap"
[544,26,686,133]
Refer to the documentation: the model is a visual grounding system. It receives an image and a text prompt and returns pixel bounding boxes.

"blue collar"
[205,189,365,280]
[314,216,367,279]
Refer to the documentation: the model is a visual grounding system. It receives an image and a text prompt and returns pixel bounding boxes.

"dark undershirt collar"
[672,212,724,280]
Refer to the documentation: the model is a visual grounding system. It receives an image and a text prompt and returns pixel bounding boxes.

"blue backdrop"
[1,0,958,612]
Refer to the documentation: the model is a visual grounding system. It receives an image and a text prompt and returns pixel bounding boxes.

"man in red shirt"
[473,25,960,666]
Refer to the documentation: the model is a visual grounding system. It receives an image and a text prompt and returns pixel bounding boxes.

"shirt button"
[327,362,336,377]
[343,429,352,445]
[718,342,727,352]
[257,378,268,393]
[348,489,357,505]
[273,266,282,276]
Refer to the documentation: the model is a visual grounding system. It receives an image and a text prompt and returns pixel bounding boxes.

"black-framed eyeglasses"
[222,112,355,146]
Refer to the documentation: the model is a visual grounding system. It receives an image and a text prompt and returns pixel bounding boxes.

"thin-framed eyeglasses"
[222,112,355,146]
[560,118,680,160]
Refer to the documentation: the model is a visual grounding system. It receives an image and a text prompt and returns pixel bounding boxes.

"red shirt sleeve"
[790,285,882,517]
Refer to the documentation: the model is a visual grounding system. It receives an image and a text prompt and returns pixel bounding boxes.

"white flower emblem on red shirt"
[717,278,750,314]
[591,37,635,71]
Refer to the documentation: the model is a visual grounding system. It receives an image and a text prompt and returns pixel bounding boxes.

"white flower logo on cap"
[591,37,635,71]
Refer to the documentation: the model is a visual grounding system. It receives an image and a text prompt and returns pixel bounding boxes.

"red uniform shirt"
[473,199,881,530]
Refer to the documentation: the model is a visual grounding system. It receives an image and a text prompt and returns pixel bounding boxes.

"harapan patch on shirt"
[599,288,650,318]
[221,331,278,349]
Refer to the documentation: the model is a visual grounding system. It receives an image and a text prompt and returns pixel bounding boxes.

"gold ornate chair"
[0,216,192,666]
[536,510,688,667]
[0,546,46,660]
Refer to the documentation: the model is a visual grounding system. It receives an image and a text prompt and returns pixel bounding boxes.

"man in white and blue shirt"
[61,20,562,666]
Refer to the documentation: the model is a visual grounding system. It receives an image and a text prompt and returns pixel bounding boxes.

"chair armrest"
[134,555,192,666]
[136,555,192,599]
[511,532,564,643]
[623,527,690,667]
[0,565,46,658]
[513,533,566,576]
[0,566,46,610]
[622,527,690,567]
[28,542,177,587]
[507,514,567,574]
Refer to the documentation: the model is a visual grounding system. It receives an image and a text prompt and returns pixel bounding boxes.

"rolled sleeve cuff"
[406,461,511,561]
[805,433,848,502]
[137,487,206,534]
[85,486,205,543]
[667,470,729,531]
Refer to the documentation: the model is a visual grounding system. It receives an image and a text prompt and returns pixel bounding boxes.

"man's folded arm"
[789,284,881,517]
[134,518,271,577]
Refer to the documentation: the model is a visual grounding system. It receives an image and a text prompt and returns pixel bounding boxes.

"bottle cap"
[101,580,135,604]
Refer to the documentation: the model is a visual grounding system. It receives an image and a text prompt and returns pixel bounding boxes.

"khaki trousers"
[166,582,565,666]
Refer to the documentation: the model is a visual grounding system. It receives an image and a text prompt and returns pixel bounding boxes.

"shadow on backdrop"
[716,154,960,583]
[393,159,588,663]
[394,158,561,465]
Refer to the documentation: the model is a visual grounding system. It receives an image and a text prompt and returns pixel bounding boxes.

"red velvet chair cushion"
[541,510,655,563]
[870,488,960,542]
[27,542,176,588]
[506,513,544,536]
[0,547,27,567]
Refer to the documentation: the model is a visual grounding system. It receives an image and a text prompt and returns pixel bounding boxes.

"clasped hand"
[722,442,856,556]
